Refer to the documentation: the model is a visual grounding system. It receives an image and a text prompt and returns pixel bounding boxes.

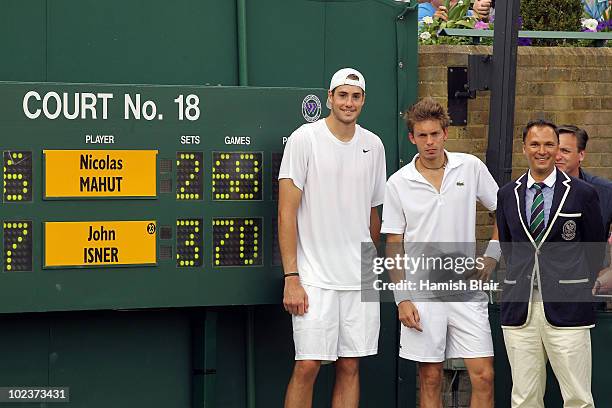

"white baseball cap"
[326,68,366,109]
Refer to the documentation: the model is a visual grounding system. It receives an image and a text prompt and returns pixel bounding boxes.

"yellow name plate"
[44,150,158,198]
[44,220,157,267]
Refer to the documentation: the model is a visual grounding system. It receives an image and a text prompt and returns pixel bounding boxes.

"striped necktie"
[529,182,546,244]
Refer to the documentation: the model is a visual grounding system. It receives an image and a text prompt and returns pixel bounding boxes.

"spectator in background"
[582,0,612,21]
[555,125,612,236]
[417,0,444,22]
[418,0,493,23]
[472,0,493,20]
[554,125,612,296]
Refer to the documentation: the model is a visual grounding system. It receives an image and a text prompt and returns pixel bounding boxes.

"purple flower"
[474,21,490,30]
[597,20,612,32]
[518,37,532,46]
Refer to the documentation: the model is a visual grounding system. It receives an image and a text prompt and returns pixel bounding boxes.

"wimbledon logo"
[301,95,321,123]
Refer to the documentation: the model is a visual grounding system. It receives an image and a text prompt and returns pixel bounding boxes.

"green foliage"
[520,0,583,45]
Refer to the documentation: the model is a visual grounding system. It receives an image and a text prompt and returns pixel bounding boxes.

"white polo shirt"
[382,151,498,301]
[381,151,498,243]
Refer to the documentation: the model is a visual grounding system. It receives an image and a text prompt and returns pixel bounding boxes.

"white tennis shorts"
[399,301,494,362]
[292,284,380,361]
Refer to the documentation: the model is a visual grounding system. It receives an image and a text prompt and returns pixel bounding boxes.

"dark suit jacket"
[580,169,612,237]
[497,169,606,327]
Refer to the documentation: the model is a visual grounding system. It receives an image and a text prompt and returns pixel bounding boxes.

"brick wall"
[418,45,612,241]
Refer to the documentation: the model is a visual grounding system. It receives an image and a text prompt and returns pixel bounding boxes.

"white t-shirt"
[278,119,387,290]
[381,151,497,242]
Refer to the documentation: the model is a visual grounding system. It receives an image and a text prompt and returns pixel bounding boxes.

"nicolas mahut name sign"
[44,150,157,198]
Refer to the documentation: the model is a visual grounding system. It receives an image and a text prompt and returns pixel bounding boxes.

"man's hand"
[593,267,612,295]
[283,277,309,315]
[434,6,449,21]
[398,301,423,332]
[472,256,498,281]
[472,0,492,19]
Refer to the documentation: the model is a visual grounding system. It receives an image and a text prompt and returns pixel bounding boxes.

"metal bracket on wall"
[468,54,493,92]
[447,67,471,126]
[447,55,493,126]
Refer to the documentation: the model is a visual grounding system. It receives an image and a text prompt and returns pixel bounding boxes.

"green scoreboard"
[0,82,327,313]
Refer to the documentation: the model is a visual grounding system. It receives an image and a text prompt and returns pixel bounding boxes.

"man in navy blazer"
[496,119,606,408]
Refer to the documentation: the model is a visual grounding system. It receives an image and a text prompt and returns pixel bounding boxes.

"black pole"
[486,0,521,186]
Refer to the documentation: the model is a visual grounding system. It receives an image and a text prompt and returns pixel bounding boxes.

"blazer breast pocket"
[557,213,581,241]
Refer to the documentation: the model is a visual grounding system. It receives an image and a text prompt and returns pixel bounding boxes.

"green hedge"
[520,0,583,45]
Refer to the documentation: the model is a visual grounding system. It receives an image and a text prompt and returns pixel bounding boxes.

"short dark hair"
[522,119,559,142]
[556,124,589,151]
[404,97,450,133]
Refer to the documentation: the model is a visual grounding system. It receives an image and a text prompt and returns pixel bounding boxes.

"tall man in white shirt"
[381,97,499,408]
[278,68,387,408]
